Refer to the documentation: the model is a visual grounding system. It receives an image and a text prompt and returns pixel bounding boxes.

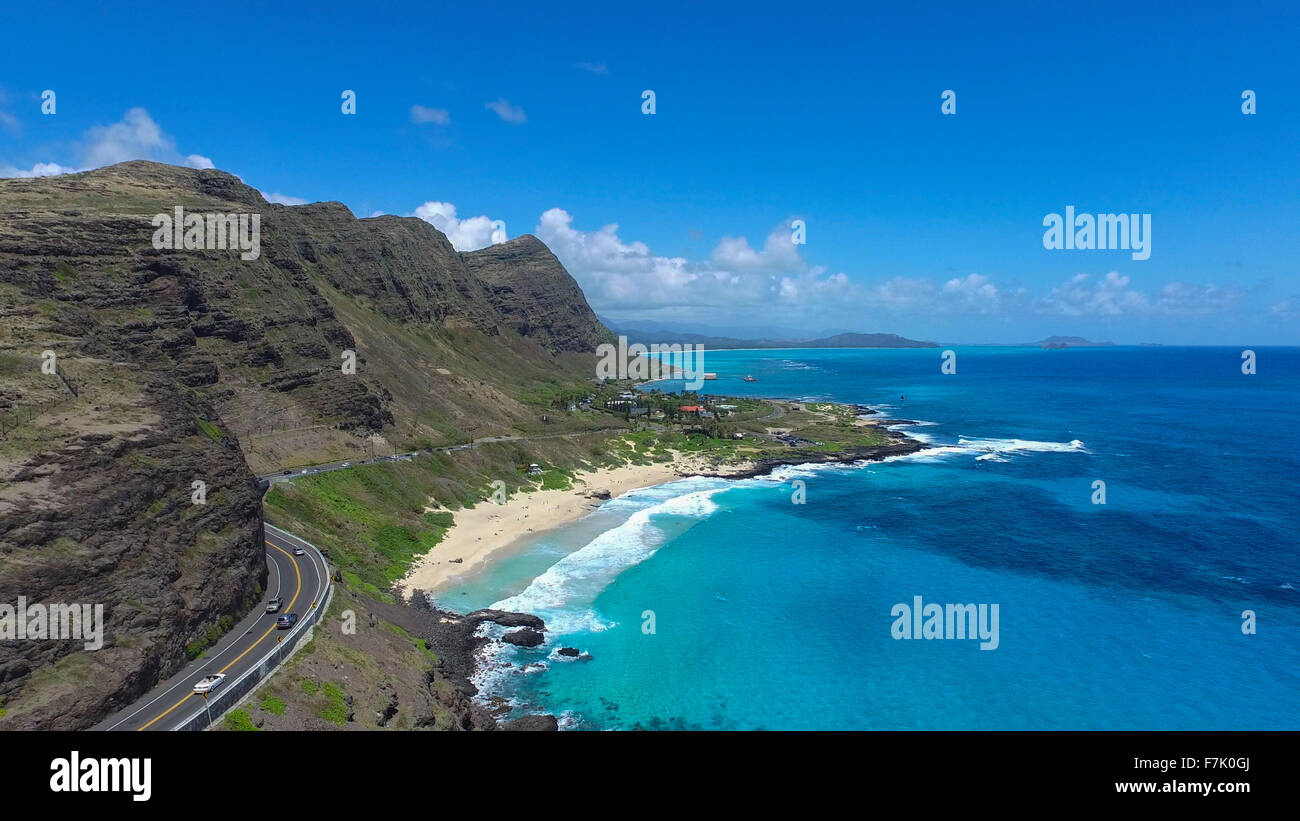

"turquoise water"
[438,347,1300,729]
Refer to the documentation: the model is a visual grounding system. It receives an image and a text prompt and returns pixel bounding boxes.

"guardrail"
[171,523,332,731]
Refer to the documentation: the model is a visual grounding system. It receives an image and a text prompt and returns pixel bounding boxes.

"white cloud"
[1270,297,1300,321]
[82,107,175,167]
[262,191,308,206]
[574,62,609,75]
[485,98,527,124]
[1153,282,1242,315]
[0,108,307,211]
[412,201,503,251]
[1036,273,1241,318]
[846,270,1034,318]
[1038,272,1149,317]
[526,205,1253,329]
[941,273,1003,314]
[536,207,701,308]
[0,161,76,178]
[535,209,850,314]
[411,105,450,125]
[711,223,806,274]
[0,108,213,178]
[870,276,937,310]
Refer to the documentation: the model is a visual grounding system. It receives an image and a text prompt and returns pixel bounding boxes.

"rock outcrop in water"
[502,628,546,647]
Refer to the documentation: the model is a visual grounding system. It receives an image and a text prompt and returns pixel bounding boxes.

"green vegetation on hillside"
[232,584,472,730]
[185,615,236,660]
[264,428,637,595]
[222,709,259,731]
[259,696,286,716]
[264,388,899,607]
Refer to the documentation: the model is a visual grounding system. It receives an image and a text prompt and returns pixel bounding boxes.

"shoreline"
[400,455,761,597]
[401,411,925,598]
[399,405,928,728]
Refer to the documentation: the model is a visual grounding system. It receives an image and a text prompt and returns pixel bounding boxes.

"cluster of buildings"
[674,397,737,420]
[606,391,650,417]
[591,388,743,425]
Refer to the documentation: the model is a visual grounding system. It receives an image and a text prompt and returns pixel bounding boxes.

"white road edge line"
[104,542,288,730]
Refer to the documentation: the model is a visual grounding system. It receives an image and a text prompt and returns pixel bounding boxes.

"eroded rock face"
[0,376,265,730]
[0,161,608,728]
[462,235,614,353]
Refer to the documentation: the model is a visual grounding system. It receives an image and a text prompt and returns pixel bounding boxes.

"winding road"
[95,419,695,730]
[94,526,327,731]
[262,427,631,484]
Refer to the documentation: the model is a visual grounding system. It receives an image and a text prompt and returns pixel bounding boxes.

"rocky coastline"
[365,594,559,730]
[407,408,930,730]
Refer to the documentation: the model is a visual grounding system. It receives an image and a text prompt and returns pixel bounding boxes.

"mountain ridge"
[609,322,938,349]
[0,160,611,728]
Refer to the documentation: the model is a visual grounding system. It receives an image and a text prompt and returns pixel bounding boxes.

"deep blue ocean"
[436,346,1300,729]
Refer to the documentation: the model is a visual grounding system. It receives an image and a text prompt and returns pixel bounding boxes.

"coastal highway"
[94,526,327,731]
[97,427,620,728]
[264,451,419,484]
[97,417,726,729]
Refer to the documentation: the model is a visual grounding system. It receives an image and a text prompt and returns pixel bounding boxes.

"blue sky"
[2,0,1297,344]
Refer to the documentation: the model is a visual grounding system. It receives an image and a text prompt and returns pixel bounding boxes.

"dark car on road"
[276,613,299,629]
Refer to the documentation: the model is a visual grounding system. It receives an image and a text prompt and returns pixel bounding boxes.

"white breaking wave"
[470,480,730,715]
[780,360,822,371]
[756,428,1087,479]
[470,627,527,709]
[556,711,582,731]
[766,460,875,482]
[490,482,728,635]
[760,460,873,484]
[885,436,1088,464]
[468,420,1090,721]
[959,436,1087,454]
[893,425,938,444]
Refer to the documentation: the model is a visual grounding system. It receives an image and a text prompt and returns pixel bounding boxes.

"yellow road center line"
[136,539,302,731]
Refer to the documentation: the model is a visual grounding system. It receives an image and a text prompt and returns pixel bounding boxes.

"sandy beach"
[401,454,755,596]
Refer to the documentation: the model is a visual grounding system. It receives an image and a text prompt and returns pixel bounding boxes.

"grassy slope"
[263,395,890,603]
[316,281,609,445]
[262,430,634,599]
[216,584,469,731]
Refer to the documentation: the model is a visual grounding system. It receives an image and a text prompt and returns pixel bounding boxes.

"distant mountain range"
[607,322,938,349]
[1024,336,1114,348]
[605,320,1128,350]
